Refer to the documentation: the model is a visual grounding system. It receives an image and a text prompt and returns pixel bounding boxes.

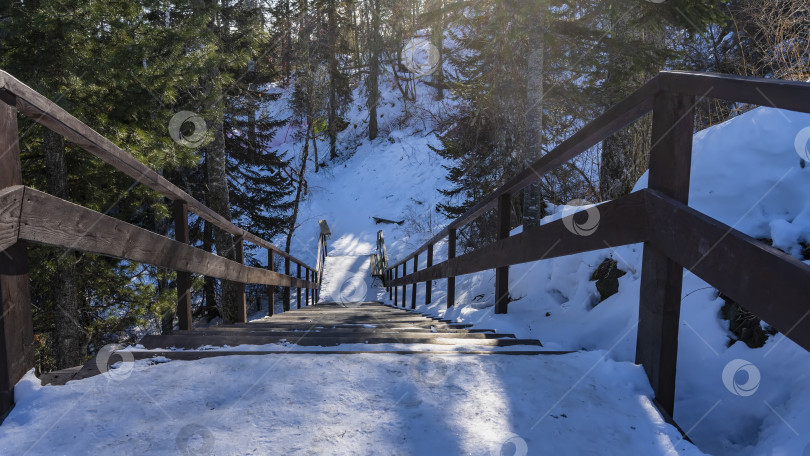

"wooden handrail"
[385,70,810,420]
[0,186,316,289]
[388,74,661,269]
[0,71,311,269]
[0,70,322,421]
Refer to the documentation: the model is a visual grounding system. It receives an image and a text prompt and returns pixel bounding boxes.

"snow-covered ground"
[2,352,702,455]
[3,65,810,454]
[277,76,810,454]
[317,255,377,303]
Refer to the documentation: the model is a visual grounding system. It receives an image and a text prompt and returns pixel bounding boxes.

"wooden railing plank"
[646,189,810,352]
[389,191,648,287]
[636,92,695,417]
[0,70,311,270]
[494,193,511,314]
[0,97,33,423]
[387,76,660,270]
[173,200,193,331]
[660,71,810,115]
[0,186,23,253]
[11,187,316,289]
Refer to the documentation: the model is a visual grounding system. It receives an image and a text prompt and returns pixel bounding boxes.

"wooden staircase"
[141,301,546,349]
[41,302,562,386]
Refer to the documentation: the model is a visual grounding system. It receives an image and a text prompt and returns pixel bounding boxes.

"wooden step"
[173,329,516,339]
[139,334,543,349]
[234,322,475,330]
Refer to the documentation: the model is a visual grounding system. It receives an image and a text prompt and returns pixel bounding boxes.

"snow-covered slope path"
[317,255,380,303]
[0,352,704,455]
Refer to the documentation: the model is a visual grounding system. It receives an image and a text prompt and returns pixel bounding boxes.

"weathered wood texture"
[425,244,433,304]
[494,193,511,314]
[0,97,33,423]
[388,77,659,270]
[267,249,275,316]
[635,92,695,416]
[389,191,648,287]
[447,228,456,308]
[173,201,193,331]
[0,70,311,269]
[411,255,417,309]
[234,237,247,323]
[6,187,316,289]
[646,190,810,352]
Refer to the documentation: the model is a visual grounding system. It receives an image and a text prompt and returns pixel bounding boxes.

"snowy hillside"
[280,74,810,456]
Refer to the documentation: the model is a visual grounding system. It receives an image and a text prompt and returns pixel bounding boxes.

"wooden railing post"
[305,268,310,306]
[635,91,695,417]
[0,92,33,421]
[296,263,302,309]
[267,249,275,316]
[402,261,407,307]
[447,228,456,308]
[388,269,392,300]
[394,266,398,306]
[283,257,291,312]
[411,255,418,309]
[173,200,193,330]
[234,236,247,323]
[494,193,511,314]
[425,244,433,304]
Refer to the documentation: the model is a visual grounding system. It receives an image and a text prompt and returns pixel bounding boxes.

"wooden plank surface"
[646,189,810,352]
[0,97,33,423]
[390,191,648,287]
[173,200,192,331]
[0,70,313,271]
[635,92,695,417]
[0,186,23,252]
[388,76,659,270]
[15,187,316,289]
[660,71,810,114]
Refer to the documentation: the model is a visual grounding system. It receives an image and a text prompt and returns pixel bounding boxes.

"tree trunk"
[286,125,311,253]
[523,9,545,228]
[598,12,661,201]
[367,0,381,141]
[433,0,444,101]
[327,0,339,159]
[203,0,240,323]
[43,129,86,369]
